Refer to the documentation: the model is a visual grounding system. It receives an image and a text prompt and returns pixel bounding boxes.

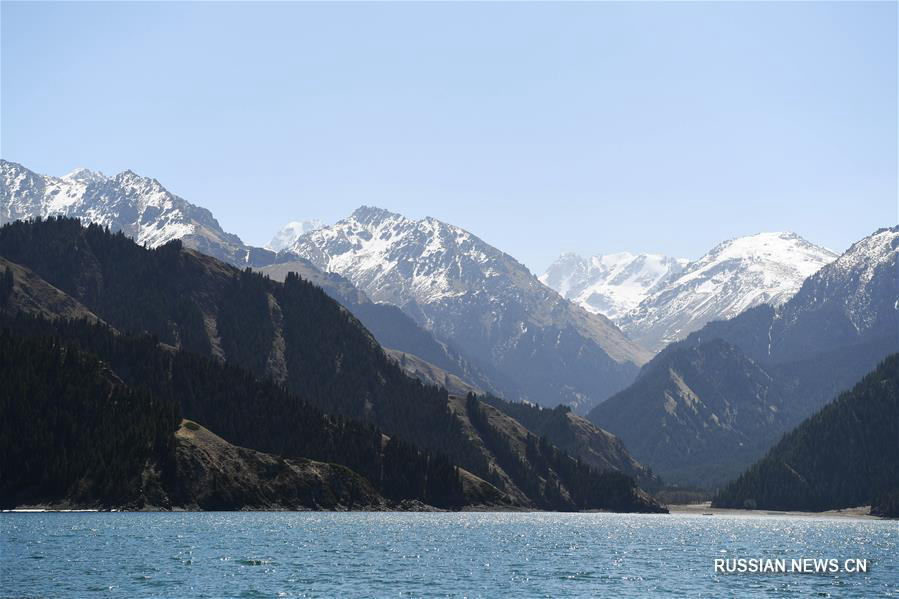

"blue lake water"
[1,512,897,598]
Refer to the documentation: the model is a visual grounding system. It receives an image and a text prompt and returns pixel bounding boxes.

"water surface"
[2,512,896,597]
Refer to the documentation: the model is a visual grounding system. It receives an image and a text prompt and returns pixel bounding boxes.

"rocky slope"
[154,420,387,511]
[589,340,793,488]
[157,420,509,511]
[0,256,101,324]
[386,350,482,397]
[283,206,650,410]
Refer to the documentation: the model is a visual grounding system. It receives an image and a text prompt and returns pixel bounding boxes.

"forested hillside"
[0,315,477,509]
[713,354,899,513]
[0,327,179,507]
[0,218,663,512]
[464,395,660,512]
[480,395,658,490]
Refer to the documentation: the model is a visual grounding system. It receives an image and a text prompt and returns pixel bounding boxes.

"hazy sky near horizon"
[2,2,896,273]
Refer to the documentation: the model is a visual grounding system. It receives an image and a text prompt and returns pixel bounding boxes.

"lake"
[1,512,896,598]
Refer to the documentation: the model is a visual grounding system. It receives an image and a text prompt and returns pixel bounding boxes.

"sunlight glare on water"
[1,512,896,598]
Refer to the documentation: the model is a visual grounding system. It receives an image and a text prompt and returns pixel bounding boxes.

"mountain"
[266,220,324,252]
[589,226,899,488]
[0,315,497,510]
[259,258,497,395]
[2,161,495,396]
[0,160,278,267]
[668,226,899,396]
[0,217,663,512]
[479,396,659,491]
[588,339,794,488]
[385,349,483,397]
[713,354,898,513]
[540,252,687,323]
[0,256,101,324]
[283,206,650,411]
[157,420,388,511]
[620,232,837,352]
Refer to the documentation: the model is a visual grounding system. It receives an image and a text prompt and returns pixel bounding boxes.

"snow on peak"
[350,205,403,224]
[540,251,688,323]
[621,232,839,352]
[62,167,106,183]
[287,205,651,384]
[286,206,500,306]
[265,220,324,252]
[1,161,256,265]
[789,225,899,335]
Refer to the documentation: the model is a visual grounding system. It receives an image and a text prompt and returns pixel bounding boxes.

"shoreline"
[667,501,879,520]
[4,502,886,519]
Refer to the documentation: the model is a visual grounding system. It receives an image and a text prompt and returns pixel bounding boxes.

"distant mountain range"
[540,252,688,323]
[0,161,500,404]
[543,233,838,353]
[588,225,899,488]
[5,159,895,509]
[283,206,650,411]
[1,160,278,267]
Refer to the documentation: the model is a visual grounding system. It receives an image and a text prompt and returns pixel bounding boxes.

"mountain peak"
[1,161,262,267]
[622,231,838,352]
[350,205,402,224]
[62,167,105,183]
[288,206,650,409]
[708,231,830,259]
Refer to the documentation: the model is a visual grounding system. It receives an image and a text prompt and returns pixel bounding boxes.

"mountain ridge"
[0,217,662,512]
[542,232,838,354]
[1,160,283,267]
[283,206,650,411]
[540,251,688,323]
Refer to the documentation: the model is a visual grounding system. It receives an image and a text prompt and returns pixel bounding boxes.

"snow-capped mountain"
[1,161,514,399]
[284,206,651,411]
[265,220,323,252]
[620,232,838,352]
[763,225,899,363]
[0,160,276,267]
[540,252,688,323]
[591,225,899,486]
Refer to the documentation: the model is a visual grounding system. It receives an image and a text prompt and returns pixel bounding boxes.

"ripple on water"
[1,512,897,598]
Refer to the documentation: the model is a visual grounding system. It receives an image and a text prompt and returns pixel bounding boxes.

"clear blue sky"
[2,2,896,272]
